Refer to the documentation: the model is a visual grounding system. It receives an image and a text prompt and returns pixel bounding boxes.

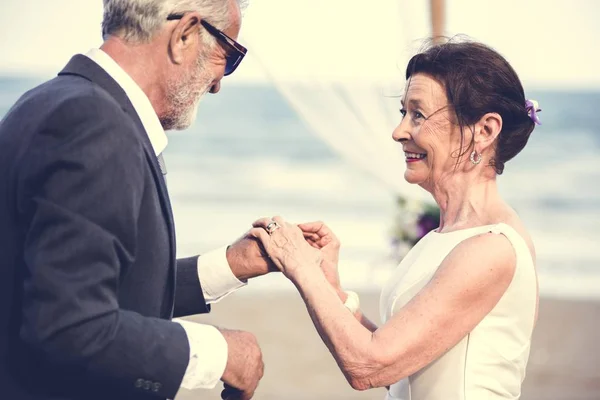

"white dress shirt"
[84,49,246,395]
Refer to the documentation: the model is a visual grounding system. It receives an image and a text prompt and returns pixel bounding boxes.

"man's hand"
[219,329,264,400]
[226,231,278,281]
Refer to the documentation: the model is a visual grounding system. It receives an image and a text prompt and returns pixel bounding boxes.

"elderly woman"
[251,40,540,400]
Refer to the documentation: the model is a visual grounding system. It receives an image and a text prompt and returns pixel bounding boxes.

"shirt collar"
[84,48,167,156]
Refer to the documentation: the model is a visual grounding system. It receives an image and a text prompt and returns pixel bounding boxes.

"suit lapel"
[59,55,177,317]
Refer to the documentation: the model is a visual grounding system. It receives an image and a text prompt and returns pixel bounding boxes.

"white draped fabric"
[240,0,433,202]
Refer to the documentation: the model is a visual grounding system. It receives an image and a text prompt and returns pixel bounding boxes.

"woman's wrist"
[292,268,350,305]
[290,264,330,293]
[290,261,346,297]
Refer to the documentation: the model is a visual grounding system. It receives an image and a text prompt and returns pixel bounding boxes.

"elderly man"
[0,0,269,399]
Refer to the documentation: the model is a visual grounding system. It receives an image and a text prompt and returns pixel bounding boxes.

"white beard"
[163,56,214,131]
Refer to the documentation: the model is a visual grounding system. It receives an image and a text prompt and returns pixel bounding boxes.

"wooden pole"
[430,0,445,43]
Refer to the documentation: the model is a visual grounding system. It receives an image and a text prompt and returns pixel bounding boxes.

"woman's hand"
[298,221,342,291]
[250,216,322,280]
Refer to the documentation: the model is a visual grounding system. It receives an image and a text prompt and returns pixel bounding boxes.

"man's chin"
[179,105,200,130]
[171,117,196,131]
[162,103,200,131]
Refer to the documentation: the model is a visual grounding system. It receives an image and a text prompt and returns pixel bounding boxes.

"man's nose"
[210,81,221,94]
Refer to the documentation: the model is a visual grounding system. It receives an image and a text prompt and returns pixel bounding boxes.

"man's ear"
[474,112,502,153]
[169,11,203,65]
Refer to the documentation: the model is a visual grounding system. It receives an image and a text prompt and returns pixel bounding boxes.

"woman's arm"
[252,218,517,390]
[320,266,378,333]
[298,222,379,333]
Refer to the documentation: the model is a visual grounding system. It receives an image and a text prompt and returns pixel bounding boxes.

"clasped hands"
[225,216,342,290]
[253,216,342,287]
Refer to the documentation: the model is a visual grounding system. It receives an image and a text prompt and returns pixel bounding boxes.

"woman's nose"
[392,122,410,143]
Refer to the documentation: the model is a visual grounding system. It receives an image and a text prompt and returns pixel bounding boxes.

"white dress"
[380,223,537,400]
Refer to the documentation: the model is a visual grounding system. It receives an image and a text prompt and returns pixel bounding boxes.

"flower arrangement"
[390,196,440,260]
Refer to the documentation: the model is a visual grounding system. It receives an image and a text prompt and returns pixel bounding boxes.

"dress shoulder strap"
[487,223,535,266]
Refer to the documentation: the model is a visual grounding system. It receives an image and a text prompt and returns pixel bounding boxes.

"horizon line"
[1,72,599,93]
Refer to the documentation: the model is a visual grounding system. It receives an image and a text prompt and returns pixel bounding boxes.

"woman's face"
[392,73,466,190]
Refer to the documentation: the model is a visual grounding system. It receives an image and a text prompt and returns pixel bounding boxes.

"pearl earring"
[470,150,482,165]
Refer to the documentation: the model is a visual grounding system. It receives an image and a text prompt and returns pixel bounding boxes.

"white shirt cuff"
[197,246,246,303]
[173,319,228,391]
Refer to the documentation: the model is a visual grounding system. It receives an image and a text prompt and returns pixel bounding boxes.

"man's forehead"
[225,1,242,39]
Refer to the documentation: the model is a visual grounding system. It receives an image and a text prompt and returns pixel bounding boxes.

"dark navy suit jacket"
[0,55,211,399]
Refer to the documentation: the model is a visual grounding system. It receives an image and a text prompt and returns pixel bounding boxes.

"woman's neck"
[430,175,502,232]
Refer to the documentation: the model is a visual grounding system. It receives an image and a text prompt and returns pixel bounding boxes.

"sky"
[0,0,598,90]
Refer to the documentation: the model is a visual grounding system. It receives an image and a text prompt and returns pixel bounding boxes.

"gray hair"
[102,0,247,43]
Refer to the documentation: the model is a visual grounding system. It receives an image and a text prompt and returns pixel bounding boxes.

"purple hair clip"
[525,99,542,126]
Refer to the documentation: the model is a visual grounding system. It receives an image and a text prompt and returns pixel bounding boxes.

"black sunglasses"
[167,13,247,76]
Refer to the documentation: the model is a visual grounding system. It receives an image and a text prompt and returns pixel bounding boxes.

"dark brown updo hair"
[405,39,536,174]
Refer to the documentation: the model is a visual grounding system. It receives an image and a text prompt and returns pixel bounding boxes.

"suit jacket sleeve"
[174,256,211,317]
[16,90,190,399]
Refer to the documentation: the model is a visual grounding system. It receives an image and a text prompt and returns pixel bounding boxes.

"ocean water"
[2,77,599,299]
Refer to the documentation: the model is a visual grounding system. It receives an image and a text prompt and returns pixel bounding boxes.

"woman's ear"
[474,112,502,153]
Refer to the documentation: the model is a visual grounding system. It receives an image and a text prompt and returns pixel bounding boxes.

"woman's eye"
[413,111,425,120]
[400,108,407,117]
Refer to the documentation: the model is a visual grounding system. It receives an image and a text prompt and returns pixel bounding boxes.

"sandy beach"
[177,290,600,400]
